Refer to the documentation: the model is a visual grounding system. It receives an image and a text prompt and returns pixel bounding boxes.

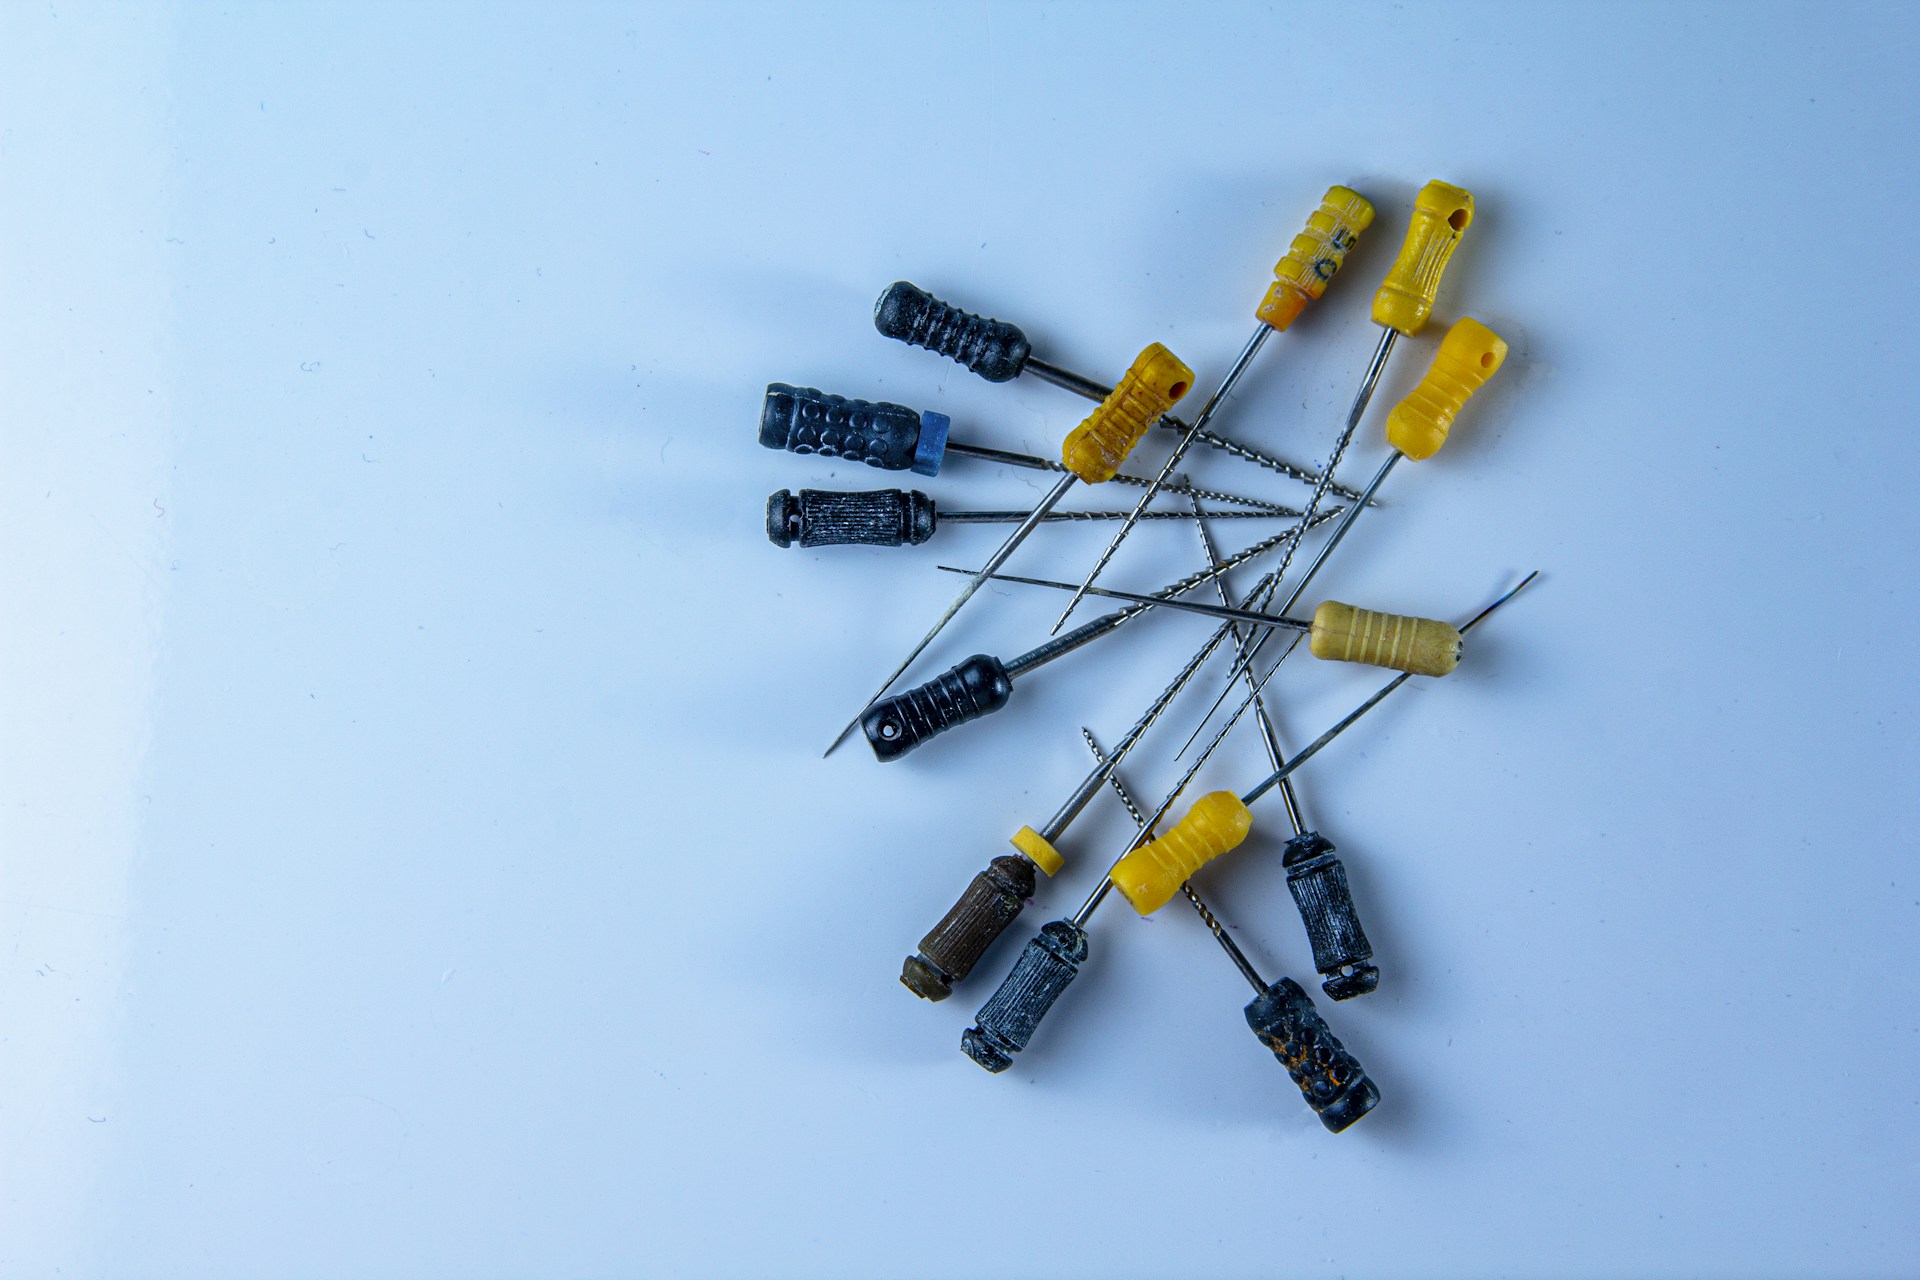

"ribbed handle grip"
[1256,184,1376,332]
[1244,978,1380,1132]
[1107,791,1254,916]
[900,855,1037,1002]
[1059,343,1195,483]
[1282,831,1378,1000]
[1372,180,1474,336]
[1383,316,1508,461]
[873,281,1031,383]
[961,920,1089,1072]
[1308,601,1463,677]
[759,383,931,473]
[861,655,1014,761]
[765,488,937,548]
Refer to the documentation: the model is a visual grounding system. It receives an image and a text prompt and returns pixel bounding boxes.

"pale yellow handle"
[1309,601,1462,677]
[1372,180,1474,336]
[1384,317,1508,461]
[1108,791,1254,916]
[1060,344,1194,483]
[1255,185,1376,332]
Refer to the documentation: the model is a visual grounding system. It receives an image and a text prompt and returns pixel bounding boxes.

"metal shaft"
[1001,612,1131,680]
[1092,509,1336,617]
[1277,450,1400,615]
[942,440,1293,514]
[1083,728,1266,994]
[1049,325,1273,633]
[998,515,1322,682]
[1172,327,1404,759]
[823,472,1075,756]
[1020,357,1109,401]
[932,565,1317,634]
[942,507,1288,524]
[1261,328,1396,617]
[1023,354,1365,502]
[1032,568,1286,847]
[1191,496,1305,835]
[1070,630,1307,928]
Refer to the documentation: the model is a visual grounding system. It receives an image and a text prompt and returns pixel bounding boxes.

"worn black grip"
[759,383,923,471]
[861,655,1013,761]
[874,281,1031,383]
[901,854,1037,1002]
[961,919,1089,1072]
[1244,978,1380,1132]
[1283,832,1380,1001]
[765,488,936,548]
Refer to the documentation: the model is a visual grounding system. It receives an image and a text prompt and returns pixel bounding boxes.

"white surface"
[4,3,1918,1277]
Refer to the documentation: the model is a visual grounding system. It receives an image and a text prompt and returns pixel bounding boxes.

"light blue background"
[4,3,1917,1277]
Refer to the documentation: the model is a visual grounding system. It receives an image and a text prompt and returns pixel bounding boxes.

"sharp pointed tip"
[1502,569,1543,601]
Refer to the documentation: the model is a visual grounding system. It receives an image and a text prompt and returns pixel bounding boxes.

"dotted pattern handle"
[873,281,1032,383]
[759,383,933,474]
[1282,832,1379,1001]
[1256,185,1377,332]
[765,488,936,548]
[861,655,1014,762]
[1244,978,1381,1133]
[961,920,1089,1072]
[1108,791,1254,916]
[1384,317,1508,461]
[900,854,1037,1002]
[1372,180,1475,336]
[1308,601,1463,677]
[1059,343,1195,483]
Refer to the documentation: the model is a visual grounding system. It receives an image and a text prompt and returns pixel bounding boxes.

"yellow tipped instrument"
[1109,791,1253,915]
[1384,316,1509,461]
[1257,185,1377,332]
[1202,183,1493,727]
[1097,575,1538,920]
[1372,180,1474,336]
[1060,343,1194,484]
[1308,601,1462,678]
[935,563,1468,679]
[1234,178,1481,632]
[1049,184,1375,633]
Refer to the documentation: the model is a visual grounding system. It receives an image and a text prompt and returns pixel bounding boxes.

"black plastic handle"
[1244,978,1380,1132]
[961,919,1089,1072]
[861,655,1013,762]
[765,488,937,548]
[1283,831,1380,1001]
[873,282,1031,383]
[900,854,1037,1002]
[760,383,936,473]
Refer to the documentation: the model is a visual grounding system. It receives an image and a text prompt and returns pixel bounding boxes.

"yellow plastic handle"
[1371,180,1475,336]
[1255,185,1376,332]
[1108,791,1253,916]
[1384,317,1508,461]
[1009,824,1065,878]
[1060,344,1194,483]
[1309,601,1462,677]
